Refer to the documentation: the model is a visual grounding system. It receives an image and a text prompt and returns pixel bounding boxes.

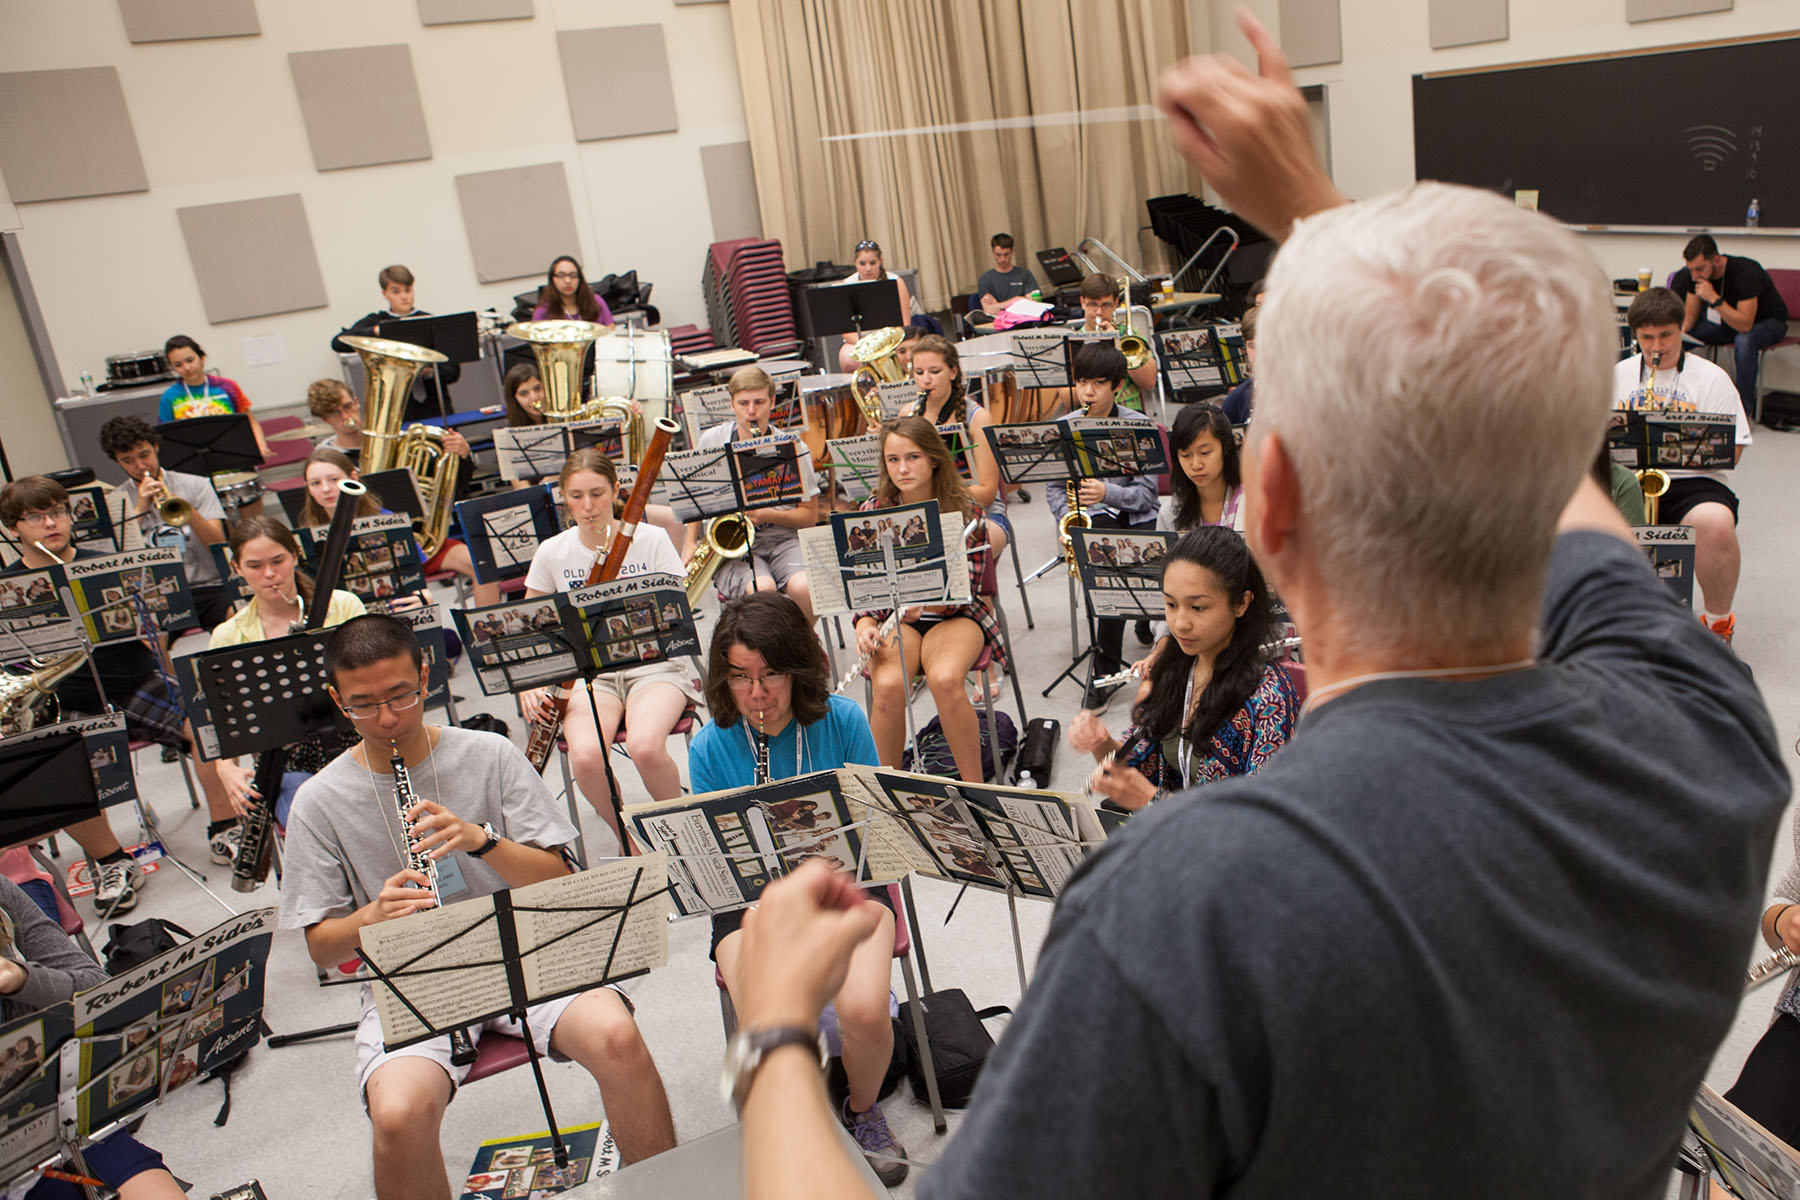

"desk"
[561,1122,886,1197]
[1149,291,1222,320]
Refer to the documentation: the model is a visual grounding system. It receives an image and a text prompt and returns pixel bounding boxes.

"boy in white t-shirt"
[1612,287,1750,642]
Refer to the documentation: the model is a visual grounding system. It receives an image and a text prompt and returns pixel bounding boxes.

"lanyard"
[742,718,805,781]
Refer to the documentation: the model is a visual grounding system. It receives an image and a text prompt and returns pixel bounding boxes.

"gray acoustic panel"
[417,0,532,25]
[1430,0,1507,48]
[1279,0,1343,68]
[1628,0,1730,20]
[118,0,260,42]
[455,162,580,284]
[557,26,679,142]
[288,44,432,172]
[177,194,329,323]
[700,142,763,242]
[0,68,148,203]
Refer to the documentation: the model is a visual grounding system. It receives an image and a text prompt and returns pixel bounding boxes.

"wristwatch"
[467,822,501,858]
[720,1024,823,1113]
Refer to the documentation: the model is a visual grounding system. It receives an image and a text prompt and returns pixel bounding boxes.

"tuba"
[340,335,459,556]
[683,514,755,605]
[849,327,907,427]
[508,320,644,462]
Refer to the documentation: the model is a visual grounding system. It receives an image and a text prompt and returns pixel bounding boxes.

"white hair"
[1252,182,1617,658]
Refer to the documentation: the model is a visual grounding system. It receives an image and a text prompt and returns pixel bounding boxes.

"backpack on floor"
[902,711,1017,782]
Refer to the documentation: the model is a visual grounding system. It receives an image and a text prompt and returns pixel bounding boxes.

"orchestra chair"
[1753,268,1800,422]
[552,696,702,866]
[1,844,96,959]
[258,415,306,438]
[717,881,948,1132]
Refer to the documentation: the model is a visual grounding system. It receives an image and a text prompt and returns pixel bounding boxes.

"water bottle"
[76,370,94,397]
[1747,198,1760,228]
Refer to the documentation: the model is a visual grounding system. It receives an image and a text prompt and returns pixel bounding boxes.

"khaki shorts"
[581,658,702,709]
[356,990,578,1105]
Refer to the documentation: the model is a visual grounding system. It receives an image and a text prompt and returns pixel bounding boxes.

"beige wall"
[0,0,746,426]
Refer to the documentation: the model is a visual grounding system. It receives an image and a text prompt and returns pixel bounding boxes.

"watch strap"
[467,822,501,858]
[726,1024,821,1113]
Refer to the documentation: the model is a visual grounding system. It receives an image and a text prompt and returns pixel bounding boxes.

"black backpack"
[902,711,1017,782]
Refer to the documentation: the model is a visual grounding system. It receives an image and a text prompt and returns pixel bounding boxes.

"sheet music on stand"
[561,573,700,675]
[872,381,915,421]
[982,419,1166,487]
[63,485,113,552]
[798,502,971,616]
[825,435,882,503]
[62,547,196,640]
[657,447,739,522]
[1606,410,1736,471]
[682,384,734,443]
[358,856,671,1050]
[455,487,561,584]
[658,436,812,523]
[1688,1082,1800,1200]
[0,567,83,659]
[1,712,136,813]
[492,418,627,483]
[1071,528,1173,619]
[453,596,581,697]
[1011,330,1073,388]
[1635,525,1696,608]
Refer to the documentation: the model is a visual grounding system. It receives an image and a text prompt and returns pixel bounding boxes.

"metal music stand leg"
[1007,534,1034,629]
[1007,889,1028,997]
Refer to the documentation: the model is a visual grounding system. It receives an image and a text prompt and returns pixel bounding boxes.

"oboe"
[391,744,476,1064]
[753,711,770,785]
[1746,944,1800,994]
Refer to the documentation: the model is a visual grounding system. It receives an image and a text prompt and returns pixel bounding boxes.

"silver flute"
[1746,945,1800,995]
[1090,635,1306,690]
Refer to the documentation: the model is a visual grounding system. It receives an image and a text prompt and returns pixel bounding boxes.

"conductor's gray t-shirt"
[922,532,1787,1199]
[279,727,576,930]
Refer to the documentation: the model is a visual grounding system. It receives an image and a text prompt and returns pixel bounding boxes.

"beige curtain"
[731,0,1201,312]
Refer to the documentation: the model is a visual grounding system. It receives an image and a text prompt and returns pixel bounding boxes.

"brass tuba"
[683,514,755,605]
[849,326,907,427]
[508,320,644,462]
[340,334,459,556]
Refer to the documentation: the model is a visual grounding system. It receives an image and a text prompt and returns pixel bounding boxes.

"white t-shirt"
[524,522,684,594]
[161,469,226,586]
[1611,352,1749,483]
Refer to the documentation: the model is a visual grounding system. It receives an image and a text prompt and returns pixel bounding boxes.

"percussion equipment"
[340,334,459,556]
[215,473,266,513]
[593,326,675,405]
[104,351,168,383]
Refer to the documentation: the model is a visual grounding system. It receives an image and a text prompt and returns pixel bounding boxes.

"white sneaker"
[209,824,242,866]
[94,858,140,914]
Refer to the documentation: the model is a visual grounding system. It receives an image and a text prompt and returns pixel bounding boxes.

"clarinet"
[392,746,477,1065]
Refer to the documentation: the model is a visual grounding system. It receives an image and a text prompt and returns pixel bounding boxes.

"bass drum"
[592,327,673,426]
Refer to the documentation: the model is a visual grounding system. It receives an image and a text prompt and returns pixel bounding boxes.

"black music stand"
[359,469,428,522]
[0,730,102,847]
[803,281,905,348]
[377,312,479,421]
[153,415,263,477]
[455,488,560,583]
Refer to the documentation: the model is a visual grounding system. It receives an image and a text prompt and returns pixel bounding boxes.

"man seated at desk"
[970,233,1040,326]
[330,264,460,421]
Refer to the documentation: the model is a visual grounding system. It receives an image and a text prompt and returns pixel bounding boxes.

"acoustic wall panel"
[1430,0,1507,48]
[417,0,533,25]
[455,162,580,283]
[288,44,432,172]
[118,0,260,43]
[700,142,763,242]
[177,195,329,323]
[1628,0,1730,20]
[557,26,679,142]
[1279,0,1343,68]
[0,68,148,203]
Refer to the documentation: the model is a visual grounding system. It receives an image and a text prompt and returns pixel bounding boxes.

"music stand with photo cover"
[0,1000,73,1192]
[656,436,811,524]
[825,434,882,504]
[357,856,671,1171]
[455,487,561,584]
[1635,525,1697,608]
[1071,527,1173,620]
[1607,410,1736,472]
[559,573,699,677]
[0,567,84,661]
[799,500,971,616]
[453,595,581,698]
[299,514,426,609]
[390,604,455,717]
[1687,1082,1800,1200]
[62,547,197,640]
[803,279,905,346]
[3,712,136,815]
[981,420,1077,486]
[1010,329,1074,389]
[629,771,881,918]
[152,414,262,479]
[206,543,255,607]
[63,485,114,552]
[0,728,102,849]
[63,907,275,1144]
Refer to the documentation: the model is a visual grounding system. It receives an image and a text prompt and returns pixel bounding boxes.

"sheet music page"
[826,434,882,503]
[941,511,971,605]
[360,900,512,1049]
[493,426,572,482]
[960,782,1090,898]
[838,767,940,880]
[105,487,147,552]
[799,527,850,614]
[875,381,915,420]
[659,447,738,522]
[513,855,671,1003]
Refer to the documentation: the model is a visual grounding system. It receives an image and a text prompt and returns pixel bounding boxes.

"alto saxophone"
[1059,480,1090,576]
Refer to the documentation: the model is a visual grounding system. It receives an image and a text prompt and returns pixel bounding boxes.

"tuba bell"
[339,334,459,556]
[849,327,907,426]
[683,514,755,605]
[508,320,644,462]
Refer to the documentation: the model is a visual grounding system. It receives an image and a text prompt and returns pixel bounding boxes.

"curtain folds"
[731,0,1200,311]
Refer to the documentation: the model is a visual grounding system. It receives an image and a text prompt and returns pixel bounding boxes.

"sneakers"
[841,1098,908,1187]
[1703,612,1736,644]
[209,823,242,866]
[94,858,141,914]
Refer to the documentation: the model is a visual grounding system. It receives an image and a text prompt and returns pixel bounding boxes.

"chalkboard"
[1413,36,1799,228]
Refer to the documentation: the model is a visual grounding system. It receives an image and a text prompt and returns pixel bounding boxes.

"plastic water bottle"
[76,370,94,397]
[1747,198,1761,228]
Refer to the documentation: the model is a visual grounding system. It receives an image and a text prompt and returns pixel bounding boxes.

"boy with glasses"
[279,614,675,1197]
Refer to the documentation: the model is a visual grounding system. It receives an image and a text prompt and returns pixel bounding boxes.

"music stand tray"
[803,280,905,342]
[154,415,263,477]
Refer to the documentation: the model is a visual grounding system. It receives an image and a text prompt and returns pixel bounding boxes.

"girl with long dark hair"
[1161,402,1245,534]
[531,255,614,326]
[1069,526,1294,808]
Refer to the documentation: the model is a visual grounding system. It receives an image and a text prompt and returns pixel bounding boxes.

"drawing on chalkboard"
[1685,125,1738,172]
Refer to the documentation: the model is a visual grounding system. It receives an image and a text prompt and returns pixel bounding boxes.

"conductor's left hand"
[737,860,881,1028]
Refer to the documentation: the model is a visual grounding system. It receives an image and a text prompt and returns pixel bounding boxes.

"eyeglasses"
[337,688,423,719]
[726,671,789,691]
[15,507,70,527]
[552,270,582,280]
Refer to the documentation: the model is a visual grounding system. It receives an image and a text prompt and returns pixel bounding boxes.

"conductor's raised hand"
[1158,9,1344,242]
[737,860,881,1029]
[405,798,477,860]
[375,867,437,920]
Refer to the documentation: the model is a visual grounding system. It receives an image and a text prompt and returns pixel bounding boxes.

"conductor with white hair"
[721,15,1788,1199]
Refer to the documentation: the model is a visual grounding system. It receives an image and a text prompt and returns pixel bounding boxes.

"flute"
[1090,636,1305,691]
[832,517,982,694]
[1746,944,1800,994]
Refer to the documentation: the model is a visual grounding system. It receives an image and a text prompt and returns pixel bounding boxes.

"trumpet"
[139,471,192,528]
[684,513,755,605]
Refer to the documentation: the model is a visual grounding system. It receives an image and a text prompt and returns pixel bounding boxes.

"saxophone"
[1059,480,1090,576]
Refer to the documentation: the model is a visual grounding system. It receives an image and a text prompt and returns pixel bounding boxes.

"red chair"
[1280,660,1307,705]
[259,415,306,437]
[1754,268,1800,421]
[0,845,95,959]
[551,703,702,867]
[716,882,947,1132]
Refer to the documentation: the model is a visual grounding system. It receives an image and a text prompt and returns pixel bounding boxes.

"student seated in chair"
[279,615,675,1198]
[330,265,461,421]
